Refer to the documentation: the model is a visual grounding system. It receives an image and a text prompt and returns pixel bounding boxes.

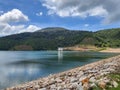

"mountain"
[0,27,92,50]
[36,27,68,32]
[94,28,120,47]
[0,27,119,50]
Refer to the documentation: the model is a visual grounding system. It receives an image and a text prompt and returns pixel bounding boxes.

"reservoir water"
[0,51,118,89]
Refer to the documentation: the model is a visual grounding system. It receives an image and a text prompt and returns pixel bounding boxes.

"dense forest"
[0,27,120,50]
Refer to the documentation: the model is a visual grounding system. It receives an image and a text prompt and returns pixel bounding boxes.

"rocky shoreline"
[6,55,120,90]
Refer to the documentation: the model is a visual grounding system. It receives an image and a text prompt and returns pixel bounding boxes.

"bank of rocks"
[6,55,120,90]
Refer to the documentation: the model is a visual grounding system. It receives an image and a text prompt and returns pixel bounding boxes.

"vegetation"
[108,74,120,90]
[0,27,120,50]
[92,74,120,90]
[94,28,120,47]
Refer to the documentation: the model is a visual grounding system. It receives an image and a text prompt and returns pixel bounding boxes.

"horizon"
[1,26,119,37]
[0,0,120,36]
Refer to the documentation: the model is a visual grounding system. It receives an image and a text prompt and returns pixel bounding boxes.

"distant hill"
[36,27,68,32]
[0,27,119,50]
[94,28,120,47]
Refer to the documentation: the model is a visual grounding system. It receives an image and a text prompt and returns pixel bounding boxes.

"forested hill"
[95,28,120,47]
[0,27,119,50]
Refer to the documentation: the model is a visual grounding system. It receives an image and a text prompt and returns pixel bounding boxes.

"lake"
[0,51,118,89]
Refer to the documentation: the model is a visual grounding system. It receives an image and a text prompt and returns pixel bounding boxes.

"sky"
[0,0,120,36]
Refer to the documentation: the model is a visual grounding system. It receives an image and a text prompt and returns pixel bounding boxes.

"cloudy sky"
[0,0,120,36]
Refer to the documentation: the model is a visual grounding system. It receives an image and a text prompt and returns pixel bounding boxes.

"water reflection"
[58,50,63,63]
[0,51,118,89]
[0,65,41,89]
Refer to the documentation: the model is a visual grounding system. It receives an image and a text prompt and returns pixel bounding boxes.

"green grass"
[107,74,120,90]
[92,73,120,90]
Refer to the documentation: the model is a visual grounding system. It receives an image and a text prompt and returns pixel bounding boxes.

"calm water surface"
[0,51,118,89]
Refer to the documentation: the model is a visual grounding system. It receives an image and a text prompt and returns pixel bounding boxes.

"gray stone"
[38,88,46,90]
[112,81,118,88]
[55,78,62,83]
[89,77,96,82]
[70,77,78,83]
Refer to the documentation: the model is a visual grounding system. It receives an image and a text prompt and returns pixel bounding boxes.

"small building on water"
[58,47,63,51]
[58,47,63,62]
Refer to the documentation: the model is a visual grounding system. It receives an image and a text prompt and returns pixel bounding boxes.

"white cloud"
[0,23,40,36]
[0,9,41,36]
[19,25,41,33]
[88,6,108,17]
[42,0,120,24]
[36,12,43,16]
[0,9,29,23]
[0,23,24,36]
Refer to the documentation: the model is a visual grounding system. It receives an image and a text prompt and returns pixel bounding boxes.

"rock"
[90,83,96,87]
[81,78,89,85]
[98,81,106,89]
[104,78,110,84]
[83,83,91,90]
[57,86,64,90]
[79,76,87,82]
[61,82,66,85]
[112,81,118,88]
[38,88,46,90]
[68,72,72,76]
[55,78,62,83]
[77,84,83,90]
[108,85,113,88]
[71,82,79,88]
[50,84,56,89]
[34,85,39,89]
[89,77,96,82]
[26,88,33,90]
[70,77,78,83]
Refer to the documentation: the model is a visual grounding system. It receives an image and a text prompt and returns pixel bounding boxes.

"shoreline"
[6,55,120,90]
[64,45,120,53]
[0,47,120,53]
[100,48,120,53]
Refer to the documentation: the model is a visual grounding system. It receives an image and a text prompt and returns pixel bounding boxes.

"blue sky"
[0,0,120,36]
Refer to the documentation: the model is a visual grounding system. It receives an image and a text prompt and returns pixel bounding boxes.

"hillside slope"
[0,27,119,50]
[94,28,120,47]
[0,27,92,50]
